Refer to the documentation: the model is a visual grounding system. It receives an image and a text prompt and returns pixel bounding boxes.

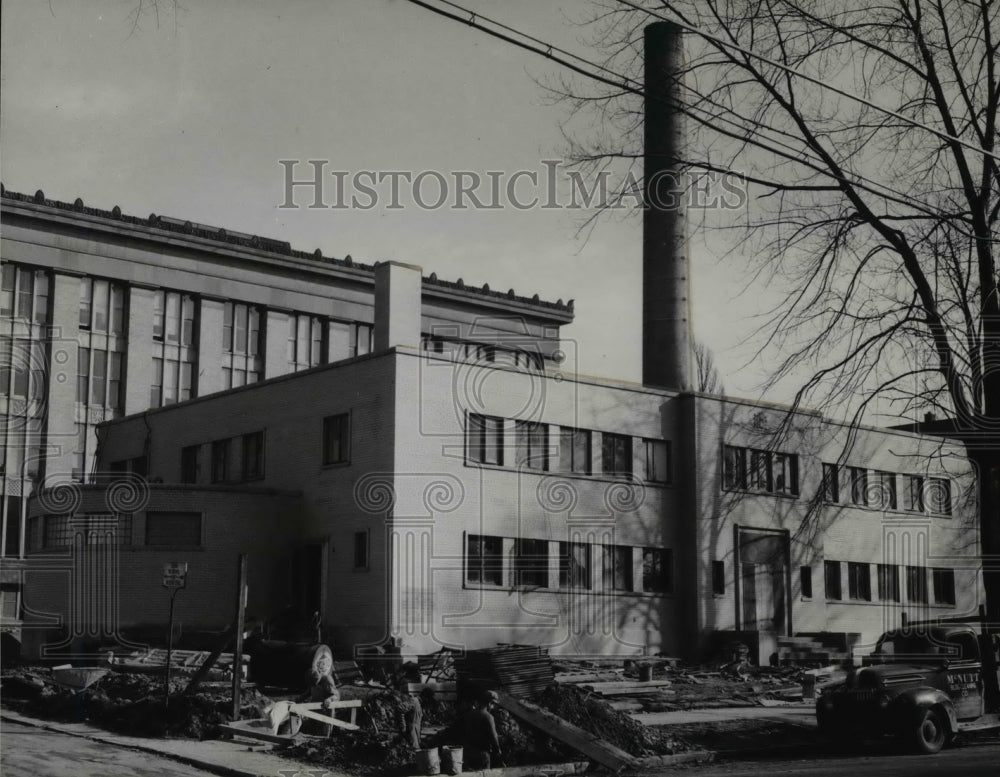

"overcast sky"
[1,0,786,402]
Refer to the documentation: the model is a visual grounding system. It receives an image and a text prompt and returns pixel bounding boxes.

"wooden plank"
[581,680,672,691]
[585,687,675,697]
[218,721,296,745]
[294,700,363,710]
[290,705,360,731]
[494,691,635,772]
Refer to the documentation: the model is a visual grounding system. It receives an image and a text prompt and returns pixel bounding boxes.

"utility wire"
[403,0,982,225]
[616,0,1000,164]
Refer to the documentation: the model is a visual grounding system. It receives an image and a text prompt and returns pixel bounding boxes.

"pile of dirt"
[3,668,268,739]
[532,684,691,757]
[280,691,422,775]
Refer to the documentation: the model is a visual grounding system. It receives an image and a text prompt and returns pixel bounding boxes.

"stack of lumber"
[455,645,554,698]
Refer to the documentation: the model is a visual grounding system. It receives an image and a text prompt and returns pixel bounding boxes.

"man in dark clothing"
[463,693,503,769]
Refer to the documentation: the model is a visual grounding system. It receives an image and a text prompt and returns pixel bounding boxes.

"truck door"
[944,632,984,720]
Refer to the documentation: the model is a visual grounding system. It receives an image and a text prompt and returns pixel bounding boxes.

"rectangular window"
[932,568,956,605]
[558,427,591,474]
[849,467,868,506]
[468,413,503,466]
[150,290,197,408]
[180,445,200,484]
[211,439,230,483]
[904,475,925,512]
[514,538,549,587]
[288,313,327,372]
[713,560,727,595]
[926,478,951,515]
[875,471,897,510]
[848,562,872,601]
[799,566,813,598]
[878,564,900,601]
[907,566,928,603]
[354,530,369,569]
[644,440,670,484]
[515,420,548,471]
[322,413,350,465]
[603,544,633,592]
[601,433,632,476]
[223,302,264,389]
[77,347,90,404]
[42,513,131,548]
[642,547,672,593]
[146,512,201,546]
[79,277,93,329]
[822,463,840,502]
[748,449,771,491]
[242,431,265,480]
[560,541,592,589]
[772,453,798,495]
[723,445,746,490]
[824,560,842,600]
[466,534,503,586]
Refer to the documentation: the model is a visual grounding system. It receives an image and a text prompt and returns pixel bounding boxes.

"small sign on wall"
[162,562,189,589]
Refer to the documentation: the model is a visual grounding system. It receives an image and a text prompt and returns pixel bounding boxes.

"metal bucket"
[441,745,463,775]
[415,747,441,775]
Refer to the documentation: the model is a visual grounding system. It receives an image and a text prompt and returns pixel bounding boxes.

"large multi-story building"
[0,186,572,644]
[5,224,981,661]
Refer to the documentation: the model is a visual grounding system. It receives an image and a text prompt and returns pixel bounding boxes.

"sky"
[0,0,785,403]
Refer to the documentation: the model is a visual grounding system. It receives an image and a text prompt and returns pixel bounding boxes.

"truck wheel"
[910,708,947,754]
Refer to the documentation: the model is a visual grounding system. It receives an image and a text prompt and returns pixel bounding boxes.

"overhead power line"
[615,0,1000,164]
[402,0,985,225]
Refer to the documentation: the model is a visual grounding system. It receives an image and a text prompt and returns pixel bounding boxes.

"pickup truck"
[815,614,1000,753]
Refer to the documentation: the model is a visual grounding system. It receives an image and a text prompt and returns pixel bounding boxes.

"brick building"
[0,186,571,647]
[13,255,981,662]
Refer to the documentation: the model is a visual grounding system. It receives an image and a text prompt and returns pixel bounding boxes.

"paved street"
[1,721,219,777]
[660,742,1000,777]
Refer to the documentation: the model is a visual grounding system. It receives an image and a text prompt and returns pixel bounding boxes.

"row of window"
[465,534,674,594]
[817,560,955,605]
[423,336,546,370]
[178,414,351,484]
[27,511,202,551]
[723,445,800,496]
[180,431,265,484]
[467,414,670,483]
[822,464,951,515]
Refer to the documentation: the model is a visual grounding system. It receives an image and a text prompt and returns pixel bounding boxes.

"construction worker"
[462,691,503,769]
[394,675,423,748]
[298,667,340,736]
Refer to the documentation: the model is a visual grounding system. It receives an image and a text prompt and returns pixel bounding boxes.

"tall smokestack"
[643,22,692,391]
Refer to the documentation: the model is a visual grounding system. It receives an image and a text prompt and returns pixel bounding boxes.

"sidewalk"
[0,708,607,777]
[1,708,349,777]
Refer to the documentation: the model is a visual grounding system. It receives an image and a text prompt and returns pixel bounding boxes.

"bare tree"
[694,340,725,394]
[558,1,999,623]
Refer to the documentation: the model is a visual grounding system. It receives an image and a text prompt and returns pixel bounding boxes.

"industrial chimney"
[643,22,693,391]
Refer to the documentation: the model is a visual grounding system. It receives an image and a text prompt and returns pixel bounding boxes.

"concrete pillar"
[264,310,289,380]
[374,262,422,352]
[198,299,225,396]
[45,273,82,482]
[124,287,155,414]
